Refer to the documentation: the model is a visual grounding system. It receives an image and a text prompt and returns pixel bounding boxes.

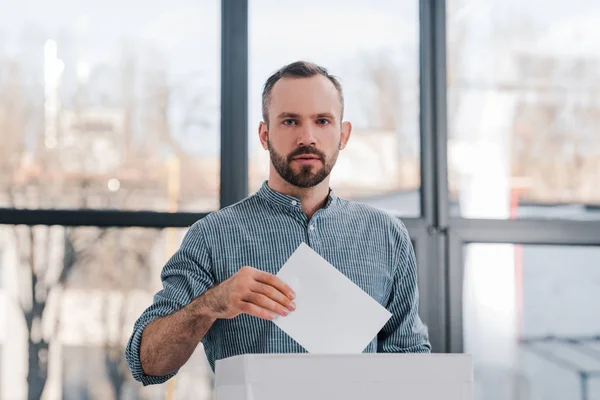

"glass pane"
[0,0,220,212]
[0,225,213,400]
[463,243,600,400]
[448,0,600,220]
[249,0,420,217]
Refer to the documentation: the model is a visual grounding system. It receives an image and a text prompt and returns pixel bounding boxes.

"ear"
[258,121,269,150]
[339,121,352,150]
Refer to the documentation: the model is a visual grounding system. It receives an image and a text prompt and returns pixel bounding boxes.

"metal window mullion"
[419,0,436,228]
[0,209,209,228]
[451,218,600,246]
[432,0,449,230]
[447,232,464,353]
[418,0,450,353]
[420,0,449,229]
[220,0,249,208]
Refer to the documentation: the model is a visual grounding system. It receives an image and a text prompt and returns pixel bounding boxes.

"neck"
[267,173,331,219]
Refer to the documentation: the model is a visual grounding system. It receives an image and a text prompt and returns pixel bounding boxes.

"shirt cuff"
[125,317,178,386]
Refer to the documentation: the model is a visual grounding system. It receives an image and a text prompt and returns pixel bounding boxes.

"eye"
[316,119,330,125]
[282,119,297,126]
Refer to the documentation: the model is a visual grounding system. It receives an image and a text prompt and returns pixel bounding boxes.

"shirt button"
[291,200,297,206]
[310,225,316,231]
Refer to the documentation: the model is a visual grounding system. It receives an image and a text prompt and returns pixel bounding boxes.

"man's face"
[259,75,351,188]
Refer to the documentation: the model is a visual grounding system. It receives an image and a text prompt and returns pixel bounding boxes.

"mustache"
[287,146,325,162]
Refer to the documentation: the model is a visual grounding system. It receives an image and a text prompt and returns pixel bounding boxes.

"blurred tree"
[101,228,159,400]
[0,57,120,399]
[447,2,600,206]
[0,41,204,399]
[0,56,70,400]
[360,52,403,132]
[359,52,420,191]
[512,55,600,204]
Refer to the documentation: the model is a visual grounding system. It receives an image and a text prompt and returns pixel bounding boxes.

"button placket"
[307,223,320,251]
[306,214,318,248]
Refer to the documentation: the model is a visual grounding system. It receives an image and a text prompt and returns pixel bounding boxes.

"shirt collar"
[256,181,338,212]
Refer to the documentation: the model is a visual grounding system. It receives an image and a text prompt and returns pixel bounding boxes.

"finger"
[252,282,296,311]
[240,301,277,320]
[253,270,296,300]
[243,292,290,316]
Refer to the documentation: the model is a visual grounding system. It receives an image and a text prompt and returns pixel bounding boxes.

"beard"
[267,140,339,188]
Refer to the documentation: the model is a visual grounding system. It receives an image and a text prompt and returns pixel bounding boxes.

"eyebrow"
[277,112,301,120]
[276,112,336,120]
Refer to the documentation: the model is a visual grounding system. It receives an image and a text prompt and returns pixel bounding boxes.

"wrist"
[189,288,219,321]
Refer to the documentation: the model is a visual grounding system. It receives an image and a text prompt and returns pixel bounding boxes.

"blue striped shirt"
[126,181,431,386]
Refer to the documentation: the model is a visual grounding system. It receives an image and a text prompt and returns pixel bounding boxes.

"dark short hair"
[261,61,344,124]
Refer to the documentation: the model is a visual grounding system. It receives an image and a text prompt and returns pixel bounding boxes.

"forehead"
[269,75,341,118]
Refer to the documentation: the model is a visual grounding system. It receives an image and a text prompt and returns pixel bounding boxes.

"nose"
[297,125,316,147]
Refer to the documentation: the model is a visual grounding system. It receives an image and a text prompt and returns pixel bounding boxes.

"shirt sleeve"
[125,221,215,386]
[377,219,432,353]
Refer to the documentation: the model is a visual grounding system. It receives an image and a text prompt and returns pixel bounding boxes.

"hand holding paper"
[273,243,392,354]
[202,266,296,321]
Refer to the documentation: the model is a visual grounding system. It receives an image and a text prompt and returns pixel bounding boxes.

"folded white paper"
[273,243,392,354]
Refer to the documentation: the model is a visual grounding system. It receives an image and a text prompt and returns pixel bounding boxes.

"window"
[463,243,600,400]
[1,225,213,399]
[0,0,220,212]
[447,0,600,220]
[249,0,420,216]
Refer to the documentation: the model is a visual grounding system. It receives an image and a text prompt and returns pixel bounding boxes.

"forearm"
[132,265,294,380]
[140,292,217,377]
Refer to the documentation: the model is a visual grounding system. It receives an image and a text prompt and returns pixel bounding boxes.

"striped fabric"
[126,181,431,386]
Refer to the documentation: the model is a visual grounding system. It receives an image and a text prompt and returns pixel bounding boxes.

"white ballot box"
[214,353,473,400]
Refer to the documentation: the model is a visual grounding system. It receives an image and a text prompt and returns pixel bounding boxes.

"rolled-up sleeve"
[125,221,215,386]
[377,219,432,353]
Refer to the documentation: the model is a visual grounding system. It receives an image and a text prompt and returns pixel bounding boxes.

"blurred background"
[1,0,599,399]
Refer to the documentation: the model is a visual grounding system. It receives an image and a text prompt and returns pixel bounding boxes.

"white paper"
[273,243,392,354]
